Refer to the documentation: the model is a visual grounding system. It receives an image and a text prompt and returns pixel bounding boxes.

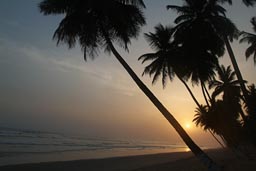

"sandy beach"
[1,148,256,171]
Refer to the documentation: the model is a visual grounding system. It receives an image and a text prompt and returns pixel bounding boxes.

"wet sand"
[1,148,255,171]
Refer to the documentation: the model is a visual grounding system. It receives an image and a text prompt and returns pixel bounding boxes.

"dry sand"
[0,149,256,171]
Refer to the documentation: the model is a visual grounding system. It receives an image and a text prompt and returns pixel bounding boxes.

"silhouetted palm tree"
[140,24,225,149]
[194,100,243,148]
[245,84,256,117]
[242,0,256,6]
[39,1,220,170]
[209,65,241,100]
[244,84,256,145]
[167,0,249,104]
[209,65,246,120]
[139,24,217,109]
[220,0,256,6]
[240,17,256,64]
[193,105,225,148]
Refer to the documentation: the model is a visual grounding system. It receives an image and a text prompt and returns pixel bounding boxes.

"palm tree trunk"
[177,76,201,108]
[178,78,224,148]
[202,82,212,103]
[102,34,221,171]
[223,37,248,106]
[209,130,226,148]
[201,81,210,108]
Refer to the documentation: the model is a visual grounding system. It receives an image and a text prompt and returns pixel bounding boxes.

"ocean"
[0,127,191,166]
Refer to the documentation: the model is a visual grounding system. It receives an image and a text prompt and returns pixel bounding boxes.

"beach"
[1,148,256,171]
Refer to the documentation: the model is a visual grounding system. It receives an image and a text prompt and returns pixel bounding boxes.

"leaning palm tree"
[139,24,217,110]
[240,17,256,64]
[139,24,225,149]
[138,24,199,106]
[39,0,220,170]
[167,0,249,105]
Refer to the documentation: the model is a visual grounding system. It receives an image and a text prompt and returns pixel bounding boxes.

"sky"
[0,0,255,147]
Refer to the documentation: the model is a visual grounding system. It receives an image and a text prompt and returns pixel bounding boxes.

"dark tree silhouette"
[240,17,256,64]
[193,105,225,148]
[167,0,249,108]
[244,84,256,145]
[139,24,217,109]
[219,0,256,6]
[209,65,241,101]
[209,65,246,121]
[39,1,220,170]
[193,100,243,148]
[140,24,224,148]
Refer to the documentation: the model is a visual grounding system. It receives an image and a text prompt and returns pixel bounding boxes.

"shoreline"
[1,148,255,171]
[0,146,195,166]
[0,151,195,171]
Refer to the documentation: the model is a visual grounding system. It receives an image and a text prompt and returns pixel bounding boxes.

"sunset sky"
[0,0,255,147]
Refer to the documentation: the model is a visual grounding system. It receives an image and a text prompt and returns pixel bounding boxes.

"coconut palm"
[209,65,246,120]
[240,17,256,64]
[139,24,217,109]
[244,84,256,145]
[193,105,225,148]
[245,84,256,117]
[140,24,225,149]
[220,0,256,6]
[193,101,243,148]
[39,1,220,170]
[167,0,249,106]
[209,65,241,100]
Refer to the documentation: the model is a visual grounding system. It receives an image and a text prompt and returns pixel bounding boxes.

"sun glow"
[185,123,191,129]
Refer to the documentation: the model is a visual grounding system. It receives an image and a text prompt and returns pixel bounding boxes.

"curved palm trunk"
[201,81,210,108]
[209,130,226,148]
[178,76,201,108]
[178,77,225,148]
[223,37,249,108]
[203,83,213,104]
[102,35,221,171]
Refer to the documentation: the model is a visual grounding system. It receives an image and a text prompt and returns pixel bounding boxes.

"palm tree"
[139,24,217,109]
[242,0,256,6]
[167,0,249,106]
[209,65,241,100]
[209,65,246,120]
[193,100,243,148]
[39,1,220,170]
[193,105,226,148]
[139,24,225,149]
[245,84,256,117]
[220,0,256,6]
[244,84,256,145]
[240,17,256,64]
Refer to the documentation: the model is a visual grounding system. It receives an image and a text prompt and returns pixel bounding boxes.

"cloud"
[0,37,139,96]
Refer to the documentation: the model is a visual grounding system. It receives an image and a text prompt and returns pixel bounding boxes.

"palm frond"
[138,53,159,64]
[117,0,146,8]
[39,0,146,60]
[167,5,192,14]
[242,0,256,6]
[240,32,256,44]
[245,44,256,58]
[39,0,71,15]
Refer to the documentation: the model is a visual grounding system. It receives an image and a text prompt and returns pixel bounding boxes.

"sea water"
[0,127,190,166]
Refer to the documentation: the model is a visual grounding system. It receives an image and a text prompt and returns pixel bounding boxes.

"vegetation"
[139,0,256,153]
[39,0,221,170]
[40,0,256,170]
